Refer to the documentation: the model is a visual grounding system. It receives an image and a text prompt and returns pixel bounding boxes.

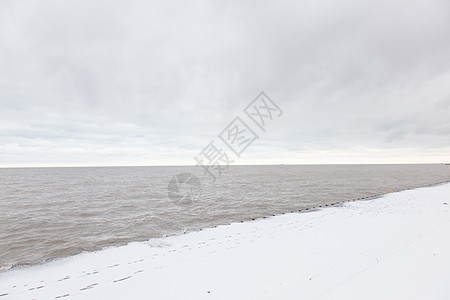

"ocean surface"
[1,164,450,270]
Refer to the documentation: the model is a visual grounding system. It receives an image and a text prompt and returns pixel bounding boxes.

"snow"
[1,183,450,299]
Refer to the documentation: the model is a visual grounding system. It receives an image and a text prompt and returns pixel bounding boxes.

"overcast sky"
[1,0,449,167]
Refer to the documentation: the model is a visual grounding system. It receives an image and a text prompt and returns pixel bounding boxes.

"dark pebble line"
[161,180,450,238]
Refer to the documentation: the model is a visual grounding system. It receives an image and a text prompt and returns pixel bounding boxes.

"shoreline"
[1,182,450,299]
[1,180,449,273]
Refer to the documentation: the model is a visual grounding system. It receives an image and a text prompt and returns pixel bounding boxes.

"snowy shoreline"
[1,182,450,299]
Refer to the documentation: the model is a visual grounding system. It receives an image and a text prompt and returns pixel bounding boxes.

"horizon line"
[1,162,449,169]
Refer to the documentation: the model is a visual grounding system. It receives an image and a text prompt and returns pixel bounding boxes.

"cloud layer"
[1,0,449,166]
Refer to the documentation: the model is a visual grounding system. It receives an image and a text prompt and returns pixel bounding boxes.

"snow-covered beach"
[1,183,449,300]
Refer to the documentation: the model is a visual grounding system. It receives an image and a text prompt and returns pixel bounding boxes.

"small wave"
[0,263,14,271]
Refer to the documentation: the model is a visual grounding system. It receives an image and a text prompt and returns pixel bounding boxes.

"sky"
[1,0,450,167]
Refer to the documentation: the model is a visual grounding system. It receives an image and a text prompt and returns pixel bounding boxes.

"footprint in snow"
[55,294,70,298]
[107,264,120,269]
[80,283,99,291]
[58,276,70,282]
[113,276,132,283]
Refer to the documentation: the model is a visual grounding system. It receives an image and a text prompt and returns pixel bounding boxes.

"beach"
[1,182,449,299]
[2,0,450,298]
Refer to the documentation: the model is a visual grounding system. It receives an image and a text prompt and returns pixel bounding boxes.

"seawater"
[1,164,450,270]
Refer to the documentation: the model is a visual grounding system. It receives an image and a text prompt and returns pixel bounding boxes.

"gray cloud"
[1,0,450,166]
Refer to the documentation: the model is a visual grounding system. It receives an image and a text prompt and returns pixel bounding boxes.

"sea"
[1,164,450,271]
